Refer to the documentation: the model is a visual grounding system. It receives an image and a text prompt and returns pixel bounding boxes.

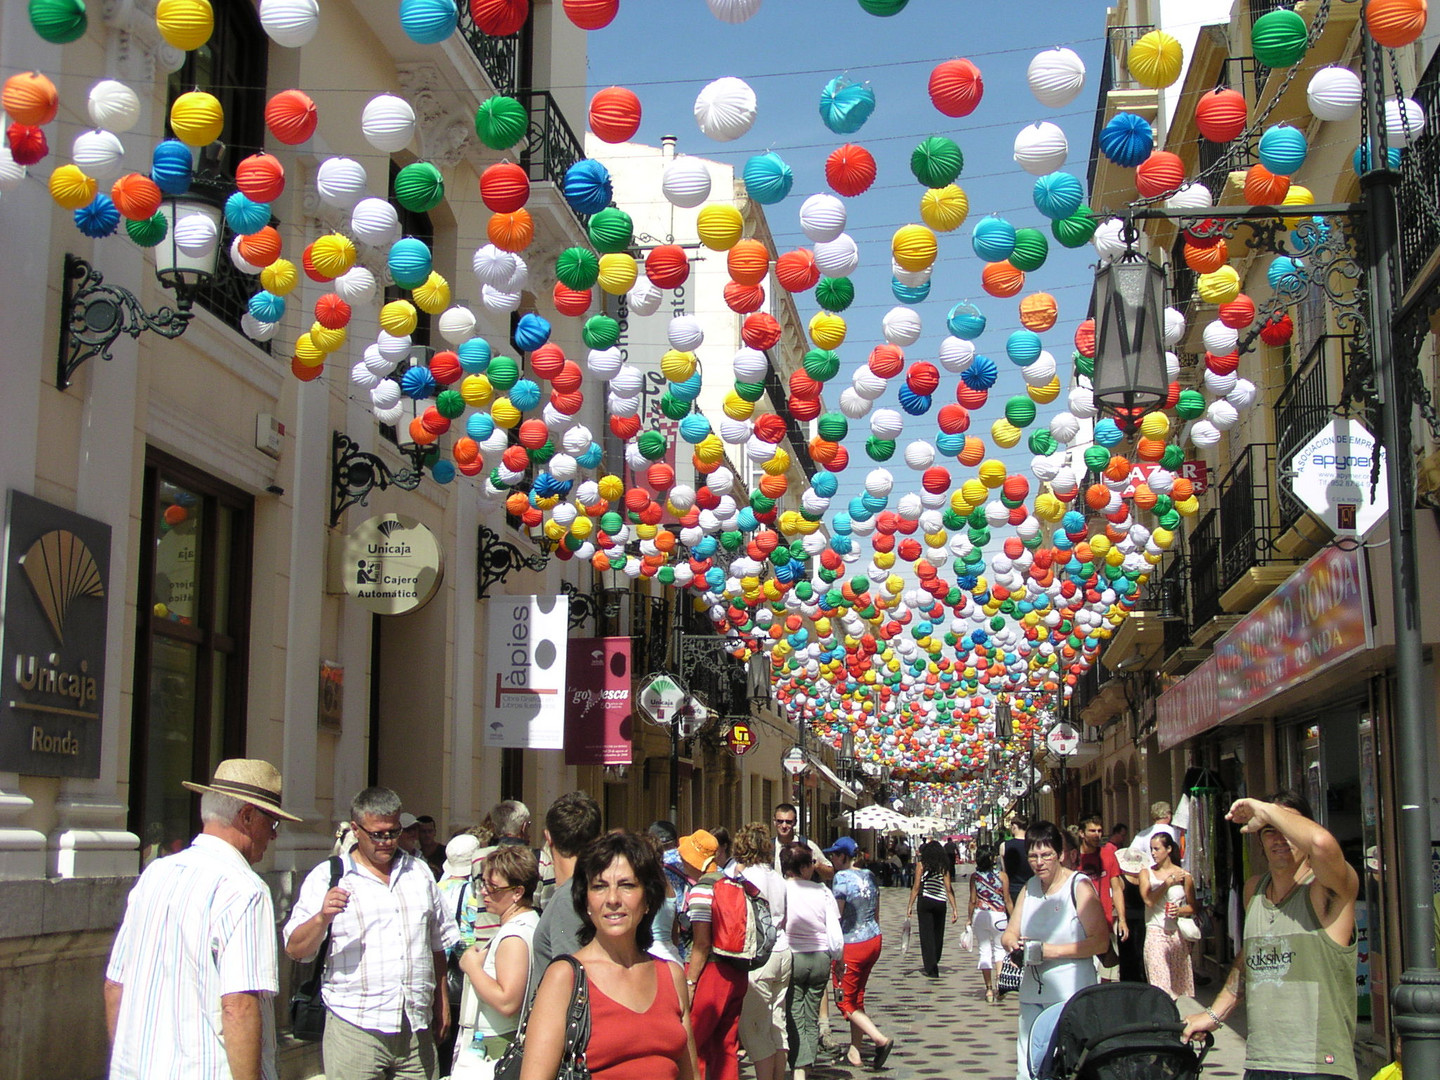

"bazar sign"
[1157,544,1371,751]
[1123,460,1210,497]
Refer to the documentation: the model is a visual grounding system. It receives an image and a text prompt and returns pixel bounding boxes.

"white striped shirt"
[106,833,279,1080]
[284,849,459,1034]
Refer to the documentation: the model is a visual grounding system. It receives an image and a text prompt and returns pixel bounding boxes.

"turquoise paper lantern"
[819,76,875,134]
[971,215,1016,262]
[398,0,456,44]
[1258,125,1308,175]
[742,152,794,205]
[388,237,432,289]
[1032,171,1085,221]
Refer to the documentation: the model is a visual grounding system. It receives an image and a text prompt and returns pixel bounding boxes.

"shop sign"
[726,720,757,756]
[318,661,343,732]
[0,491,110,778]
[564,637,632,766]
[485,594,570,749]
[1288,419,1388,537]
[636,672,686,726]
[1124,460,1209,497]
[1157,544,1371,750]
[783,746,809,774]
[342,514,444,615]
[1045,722,1081,757]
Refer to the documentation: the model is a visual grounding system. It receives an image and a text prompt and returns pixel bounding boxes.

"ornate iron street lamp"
[1089,237,1171,423]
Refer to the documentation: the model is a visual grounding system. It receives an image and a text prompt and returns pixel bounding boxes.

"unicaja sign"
[342,514,444,615]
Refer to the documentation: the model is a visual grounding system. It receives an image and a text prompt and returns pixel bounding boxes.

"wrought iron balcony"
[1275,335,1345,532]
[1216,442,1279,594]
[1188,510,1223,630]
[1399,45,1440,297]
[517,90,587,233]
[456,9,522,96]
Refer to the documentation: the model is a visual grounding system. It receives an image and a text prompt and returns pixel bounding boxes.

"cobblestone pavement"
[756,881,1250,1080]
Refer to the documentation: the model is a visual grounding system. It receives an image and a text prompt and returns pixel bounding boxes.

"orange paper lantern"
[2,71,58,126]
[1135,150,1185,198]
[727,238,770,286]
[1367,0,1428,47]
[1018,292,1058,332]
[1243,163,1290,205]
[981,260,1025,298]
[588,86,641,142]
[111,173,163,220]
[487,209,534,252]
[265,89,318,145]
[238,226,283,267]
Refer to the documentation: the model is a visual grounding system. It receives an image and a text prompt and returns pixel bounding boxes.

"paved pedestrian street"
[765,881,1250,1080]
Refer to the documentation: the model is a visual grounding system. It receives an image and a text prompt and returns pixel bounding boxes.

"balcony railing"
[456,9,522,96]
[518,90,587,233]
[1088,24,1153,195]
[1399,45,1440,295]
[1275,335,1344,531]
[1217,442,1278,593]
[1189,510,1223,629]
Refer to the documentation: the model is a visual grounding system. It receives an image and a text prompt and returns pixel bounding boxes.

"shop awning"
[807,755,859,807]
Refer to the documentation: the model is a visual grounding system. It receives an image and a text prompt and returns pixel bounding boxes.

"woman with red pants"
[827,838,895,1069]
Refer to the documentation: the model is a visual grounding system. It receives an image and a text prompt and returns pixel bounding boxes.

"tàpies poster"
[484,593,569,749]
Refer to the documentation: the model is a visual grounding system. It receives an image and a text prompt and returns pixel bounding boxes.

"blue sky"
[582,0,1114,519]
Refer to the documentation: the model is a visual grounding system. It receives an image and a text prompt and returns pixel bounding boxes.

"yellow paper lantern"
[49,164,97,210]
[978,459,1007,488]
[696,203,744,251]
[809,311,847,349]
[380,299,418,336]
[960,478,987,505]
[875,550,895,569]
[991,418,1022,448]
[293,333,325,367]
[762,448,791,475]
[892,223,938,272]
[1027,377,1062,404]
[490,397,521,428]
[460,374,493,406]
[1139,411,1171,439]
[1128,31,1184,90]
[543,519,567,544]
[920,184,969,232]
[170,90,224,147]
[635,522,657,540]
[155,0,214,51]
[596,252,638,294]
[261,258,298,295]
[723,391,755,420]
[310,233,357,278]
[1175,495,1200,516]
[1089,534,1112,557]
[924,530,947,549]
[598,474,624,501]
[695,434,725,464]
[1035,492,1065,521]
[310,322,346,352]
[1153,527,1175,549]
[1196,265,1241,304]
[660,349,697,382]
[1282,184,1315,228]
[412,272,451,314]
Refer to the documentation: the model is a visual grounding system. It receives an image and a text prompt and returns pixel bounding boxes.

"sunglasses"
[355,823,402,842]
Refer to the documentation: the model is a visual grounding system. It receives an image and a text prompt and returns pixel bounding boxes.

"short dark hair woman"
[521,832,697,1080]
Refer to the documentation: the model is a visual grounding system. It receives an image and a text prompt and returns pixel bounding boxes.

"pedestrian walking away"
[906,840,958,978]
[732,822,792,1080]
[105,759,302,1080]
[679,829,750,1080]
[966,849,1010,1004]
[781,841,843,1080]
[827,836,895,1069]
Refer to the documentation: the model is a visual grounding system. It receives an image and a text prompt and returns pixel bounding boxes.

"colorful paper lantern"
[72,129,125,182]
[29,0,88,44]
[819,75,876,134]
[1026,47,1086,107]
[981,261,1025,298]
[891,224,937,273]
[1195,87,1247,142]
[1307,67,1362,122]
[1251,9,1309,68]
[1134,151,1185,198]
[1127,30,1183,89]
[706,0,760,22]
[169,90,223,147]
[259,0,320,46]
[1008,228,1049,272]
[826,143,876,196]
[972,215,1016,262]
[662,156,712,208]
[588,206,633,253]
[475,95,528,150]
[928,58,983,117]
[1258,125,1307,175]
[75,193,120,238]
[694,76,757,142]
[588,86,641,143]
[697,203,744,251]
[487,209,534,252]
[563,0,618,28]
[88,80,141,133]
[156,0,214,51]
[236,153,285,202]
[743,151,793,205]
[1242,163,1290,204]
[264,89,317,144]
[920,184,968,232]
[351,197,401,246]
[362,94,416,153]
[394,161,445,212]
[1098,112,1153,167]
[1013,121,1068,176]
[470,0,528,35]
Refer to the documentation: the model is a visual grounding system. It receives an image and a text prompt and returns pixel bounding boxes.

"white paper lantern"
[1307,67,1362,122]
[813,232,859,276]
[610,363,644,396]
[1385,97,1425,147]
[1027,47,1086,108]
[865,468,894,497]
[481,284,520,312]
[903,440,935,470]
[694,77,757,142]
[363,344,393,377]
[705,0,762,23]
[472,243,516,287]
[587,347,623,379]
[503,254,528,291]
[1203,367,1238,397]
[1013,121,1068,176]
[72,130,125,183]
[362,94,416,154]
[1051,465,1078,495]
[852,366,888,398]
[1166,351,1181,381]
[174,212,218,258]
[892,263,931,287]
[377,332,412,361]
[1188,419,1223,448]
[627,278,662,315]
[667,314,704,351]
[260,0,320,46]
[1049,411,1081,443]
[1167,182,1212,210]
[351,359,383,390]
[316,157,368,210]
[370,379,402,409]
[1202,320,1239,355]
[229,236,263,275]
[335,266,378,306]
[1031,453,1061,481]
[0,148,23,192]
[745,435,776,463]
[542,402,570,428]
[438,306,476,344]
[882,306,922,345]
[87,80,141,133]
[1206,398,1240,430]
[241,313,277,341]
[718,418,751,444]
[350,197,400,247]
[1068,385,1097,418]
[562,426,593,454]
[660,157,712,208]
[374,403,405,426]
[709,467,735,494]
[870,408,904,440]
[1092,218,1127,260]
[479,428,510,455]
[799,193,847,243]
[609,393,641,417]
[1227,377,1258,410]
[1022,352,1057,386]
[938,335,975,373]
[839,387,873,419]
[1163,307,1186,347]
[732,347,767,381]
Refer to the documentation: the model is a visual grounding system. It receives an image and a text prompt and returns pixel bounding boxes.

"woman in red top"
[521,831,698,1080]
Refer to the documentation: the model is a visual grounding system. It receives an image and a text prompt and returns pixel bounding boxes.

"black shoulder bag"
[492,955,591,1080]
[289,856,343,1042]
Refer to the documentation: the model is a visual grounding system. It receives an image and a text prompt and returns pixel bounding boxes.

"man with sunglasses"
[771,802,833,882]
[285,787,460,1080]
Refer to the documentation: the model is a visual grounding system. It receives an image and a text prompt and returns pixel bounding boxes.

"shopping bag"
[960,924,976,952]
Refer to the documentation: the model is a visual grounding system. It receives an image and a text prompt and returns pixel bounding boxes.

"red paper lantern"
[291,356,323,381]
[753,413,787,443]
[825,143,877,197]
[588,86,641,143]
[502,445,530,471]
[235,154,285,202]
[829,445,850,471]
[741,312,781,350]
[1074,318,1096,358]
[727,238,770,286]
[937,404,970,434]
[7,123,47,165]
[552,362,583,393]
[610,414,642,440]
[551,389,584,415]
[110,173,162,220]
[1134,151,1185,199]
[789,396,822,422]
[646,463,675,491]
[868,344,905,378]
[922,466,951,494]
[469,0,528,36]
[552,281,592,316]
[1205,350,1240,375]
[479,162,530,213]
[518,418,549,448]
[420,408,450,436]
[1259,313,1294,346]
[430,350,462,384]
[1194,88,1247,143]
[1219,294,1256,329]
[956,386,989,410]
[723,281,764,313]
[774,248,820,292]
[1243,163,1290,205]
[563,0,618,29]
[929,58,984,118]
[905,361,940,395]
[314,295,351,331]
[238,226,282,267]
[646,244,689,288]
[790,369,823,398]
[530,343,566,379]
[265,89,318,145]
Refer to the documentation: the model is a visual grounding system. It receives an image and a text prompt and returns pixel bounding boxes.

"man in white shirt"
[1128,801,1180,858]
[285,787,459,1080]
[772,802,833,882]
[105,759,302,1080]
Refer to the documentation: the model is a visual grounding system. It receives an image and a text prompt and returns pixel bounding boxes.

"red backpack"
[709,874,778,971]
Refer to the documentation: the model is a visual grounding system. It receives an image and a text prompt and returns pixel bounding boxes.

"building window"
[130,452,252,863]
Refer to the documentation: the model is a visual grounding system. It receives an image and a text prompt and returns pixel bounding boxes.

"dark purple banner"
[564,637,633,766]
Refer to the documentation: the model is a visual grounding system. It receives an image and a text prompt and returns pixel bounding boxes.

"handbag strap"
[298,856,343,996]
[510,956,592,1062]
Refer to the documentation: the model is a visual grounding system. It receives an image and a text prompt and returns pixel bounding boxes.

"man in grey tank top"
[1182,791,1359,1080]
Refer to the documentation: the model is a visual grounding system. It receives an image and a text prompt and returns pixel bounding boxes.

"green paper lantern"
[435,389,466,418]
[1052,206,1098,248]
[1004,395,1037,427]
[1152,495,1174,517]
[475,96,528,150]
[817,412,849,441]
[815,276,854,312]
[1009,228,1049,271]
[487,355,520,391]
[1029,429,1057,455]
[969,526,991,546]
[1251,9,1309,69]
[942,509,965,530]
[1083,445,1111,472]
[866,437,896,461]
[910,135,963,187]
[30,0,87,43]
[1158,509,1181,530]
[587,207,633,253]
[600,511,623,534]
[637,429,667,460]
[733,380,766,402]
[803,348,841,381]
[750,493,776,513]
[858,0,909,14]
[1161,444,1186,470]
[1175,388,1206,419]
[582,314,619,349]
[555,247,600,290]
[720,530,742,550]
[393,161,445,213]
[967,508,987,528]
[529,439,556,465]
[126,211,167,247]
[1074,350,1095,378]
[660,393,691,420]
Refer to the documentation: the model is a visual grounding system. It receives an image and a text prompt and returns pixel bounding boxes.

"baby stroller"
[1028,983,1212,1080]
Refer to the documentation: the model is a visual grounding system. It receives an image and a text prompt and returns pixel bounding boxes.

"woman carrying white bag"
[454,846,541,1079]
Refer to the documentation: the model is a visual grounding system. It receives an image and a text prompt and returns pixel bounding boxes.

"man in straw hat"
[104,758,301,1080]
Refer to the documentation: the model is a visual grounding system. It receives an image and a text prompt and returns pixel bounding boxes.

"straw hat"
[182,759,302,821]
[678,829,718,874]
[1115,846,1149,875]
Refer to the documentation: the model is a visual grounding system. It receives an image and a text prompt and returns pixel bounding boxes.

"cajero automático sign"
[342,514,444,615]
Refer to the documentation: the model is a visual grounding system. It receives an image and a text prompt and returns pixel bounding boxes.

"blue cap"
[824,836,859,857]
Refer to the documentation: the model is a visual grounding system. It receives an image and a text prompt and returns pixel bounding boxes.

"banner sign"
[0,490,111,777]
[1158,544,1370,750]
[564,637,633,766]
[726,720,757,756]
[485,594,570,749]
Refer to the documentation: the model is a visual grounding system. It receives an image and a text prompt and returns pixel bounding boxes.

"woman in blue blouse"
[827,838,895,1069]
